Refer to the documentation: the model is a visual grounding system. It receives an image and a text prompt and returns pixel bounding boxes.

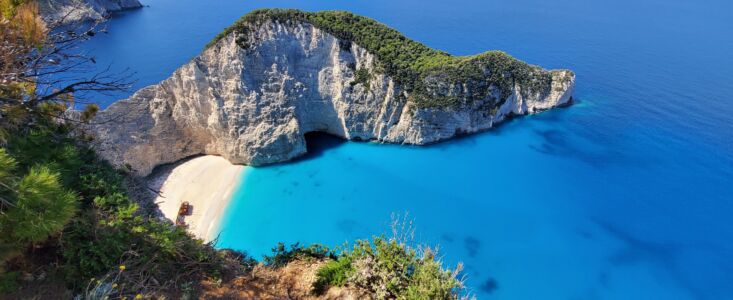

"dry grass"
[200,259,371,300]
[12,1,46,45]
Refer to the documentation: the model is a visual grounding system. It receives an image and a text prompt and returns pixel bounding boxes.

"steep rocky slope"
[199,258,371,299]
[38,0,141,23]
[91,9,575,176]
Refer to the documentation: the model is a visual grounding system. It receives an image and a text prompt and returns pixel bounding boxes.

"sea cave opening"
[298,131,347,162]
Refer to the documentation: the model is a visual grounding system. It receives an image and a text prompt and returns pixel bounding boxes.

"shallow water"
[78,0,733,298]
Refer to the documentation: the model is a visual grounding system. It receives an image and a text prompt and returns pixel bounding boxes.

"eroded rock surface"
[91,19,575,176]
[38,0,142,23]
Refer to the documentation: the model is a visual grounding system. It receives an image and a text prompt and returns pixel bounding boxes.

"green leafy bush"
[313,236,463,299]
[0,271,19,293]
[0,147,77,265]
[4,166,77,243]
[1,124,225,296]
[312,256,352,295]
[351,67,373,90]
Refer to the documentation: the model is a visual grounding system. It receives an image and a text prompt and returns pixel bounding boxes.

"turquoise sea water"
[78,0,732,298]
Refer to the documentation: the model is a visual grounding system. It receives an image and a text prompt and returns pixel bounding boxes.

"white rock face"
[38,0,142,23]
[91,20,575,176]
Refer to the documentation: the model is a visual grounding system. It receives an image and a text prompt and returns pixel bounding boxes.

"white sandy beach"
[153,156,244,241]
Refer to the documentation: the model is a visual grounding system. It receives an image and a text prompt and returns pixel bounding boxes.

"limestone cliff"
[38,0,142,23]
[91,9,575,176]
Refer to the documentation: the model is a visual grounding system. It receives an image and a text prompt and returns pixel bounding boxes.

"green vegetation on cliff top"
[208,9,572,109]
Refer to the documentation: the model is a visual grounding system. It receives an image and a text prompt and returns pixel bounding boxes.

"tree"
[0,148,77,264]
[0,0,128,267]
[0,0,132,144]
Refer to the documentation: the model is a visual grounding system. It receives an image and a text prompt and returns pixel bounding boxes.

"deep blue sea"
[78,0,733,298]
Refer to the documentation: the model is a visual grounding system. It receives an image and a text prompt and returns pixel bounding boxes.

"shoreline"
[151,156,244,241]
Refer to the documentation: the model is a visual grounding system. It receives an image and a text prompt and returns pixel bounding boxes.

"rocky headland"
[90,9,576,176]
[38,0,142,23]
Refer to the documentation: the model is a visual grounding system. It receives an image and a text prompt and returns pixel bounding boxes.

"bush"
[0,146,77,266]
[313,236,464,299]
[219,249,258,273]
[312,256,352,295]
[3,165,77,243]
[0,271,19,293]
[351,67,373,90]
[1,123,226,296]
[263,242,334,268]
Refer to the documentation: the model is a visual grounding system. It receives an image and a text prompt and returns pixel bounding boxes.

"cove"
[74,0,732,299]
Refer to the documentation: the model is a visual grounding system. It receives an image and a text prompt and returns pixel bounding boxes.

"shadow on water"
[480,277,499,294]
[424,103,576,151]
[336,219,367,235]
[593,220,708,299]
[464,236,481,258]
[529,127,647,169]
[423,115,528,151]
[291,132,348,164]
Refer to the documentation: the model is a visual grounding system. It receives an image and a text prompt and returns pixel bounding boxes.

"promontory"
[89,9,576,176]
[38,0,142,23]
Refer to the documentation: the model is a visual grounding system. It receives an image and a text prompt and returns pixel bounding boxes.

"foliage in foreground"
[312,255,352,295]
[263,242,335,268]
[0,121,228,297]
[312,236,464,300]
[1,5,471,297]
[254,216,465,299]
[0,121,467,298]
[0,148,77,265]
[1,2,226,296]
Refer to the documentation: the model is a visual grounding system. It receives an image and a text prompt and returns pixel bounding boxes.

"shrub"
[312,256,353,295]
[263,242,334,268]
[3,165,77,243]
[313,235,464,299]
[1,123,226,296]
[0,147,77,265]
[0,271,19,293]
[351,67,373,90]
[219,249,258,273]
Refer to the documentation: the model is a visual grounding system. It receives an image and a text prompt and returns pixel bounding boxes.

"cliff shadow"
[142,154,207,217]
[288,132,347,164]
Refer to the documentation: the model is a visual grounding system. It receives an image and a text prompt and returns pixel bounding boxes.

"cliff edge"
[91,9,575,176]
[38,0,142,23]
